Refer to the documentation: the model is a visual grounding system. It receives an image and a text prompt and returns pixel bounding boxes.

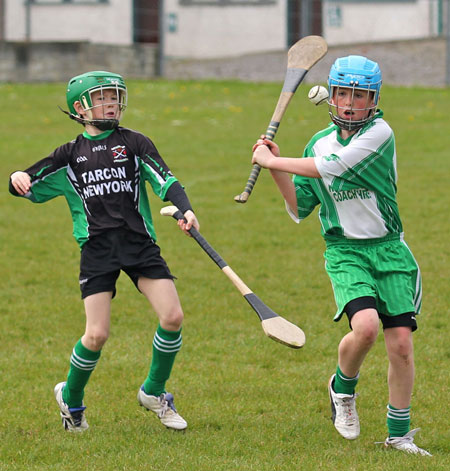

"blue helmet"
[327,55,382,131]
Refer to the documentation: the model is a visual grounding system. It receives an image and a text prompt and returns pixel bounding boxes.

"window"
[326,0,415,3]
[27,0,108,5]
[180,1,276,5]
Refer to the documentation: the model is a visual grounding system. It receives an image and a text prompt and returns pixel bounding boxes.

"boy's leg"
[329,308,379,440]
[381,325,430,455]
[56,292,112,431]
[337,308,379,380]
[383,326,414,436]
[142,324,182,397]
[63,292,112,405]
[138,277,183,394]
[136,277,186,430]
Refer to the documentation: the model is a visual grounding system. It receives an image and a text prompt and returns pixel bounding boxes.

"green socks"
[63,339,101,408]
[143,325,182,397]
[333,365,359,395]
[61,325,182,407]
[387,404,411,437]
[333,367,411,437]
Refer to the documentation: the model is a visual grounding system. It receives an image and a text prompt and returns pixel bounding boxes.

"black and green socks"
[333,365,359,395]
[62,338,101,408]
[143,325,182,397]
[387,404,411,437]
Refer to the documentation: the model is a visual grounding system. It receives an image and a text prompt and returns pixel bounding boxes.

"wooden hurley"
[160,206,305,349]
[234,35,328,203]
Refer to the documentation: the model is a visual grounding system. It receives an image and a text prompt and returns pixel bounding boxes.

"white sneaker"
[383,428,432,456]
[54,382,89,432]
[328,374,360,440]
[137,387,187,430]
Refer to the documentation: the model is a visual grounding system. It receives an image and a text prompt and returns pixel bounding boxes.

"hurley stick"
[160,206,305,349]
[234,35,327,203]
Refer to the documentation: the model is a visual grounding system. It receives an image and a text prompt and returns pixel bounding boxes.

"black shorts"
[79,228,175,299]
[345,296,418,332]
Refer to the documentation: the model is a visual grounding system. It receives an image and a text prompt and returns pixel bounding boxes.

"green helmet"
[65,70,127,130]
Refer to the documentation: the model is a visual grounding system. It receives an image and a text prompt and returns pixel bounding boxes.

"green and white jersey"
[288,111,403,242]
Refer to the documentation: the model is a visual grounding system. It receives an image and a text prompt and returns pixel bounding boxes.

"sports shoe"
[382,428,432,456]
[328,374,360,440]
[137,387,187,430]
[54,382,89,432]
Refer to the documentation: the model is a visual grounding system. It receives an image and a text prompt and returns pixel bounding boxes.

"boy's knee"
[161,307,184,331]
[350,308,379,347]
[352,320,379,348]
[385,326,414,361]
[352,316,379,347]
[83,329,109,351]
[358,326,378,347]
[392,334,413,358]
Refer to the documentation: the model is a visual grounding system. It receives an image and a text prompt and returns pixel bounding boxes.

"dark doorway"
[134,0,159,43]
[288,0,323,46]
[0,0,4,40]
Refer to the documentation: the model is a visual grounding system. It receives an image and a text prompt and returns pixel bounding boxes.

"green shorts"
[324,235,422,322]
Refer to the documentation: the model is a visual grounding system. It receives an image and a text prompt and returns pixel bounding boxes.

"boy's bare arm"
[269,169,297,214]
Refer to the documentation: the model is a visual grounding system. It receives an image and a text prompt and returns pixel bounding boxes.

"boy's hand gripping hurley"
[160,206,305,349]
[234,35,328,203]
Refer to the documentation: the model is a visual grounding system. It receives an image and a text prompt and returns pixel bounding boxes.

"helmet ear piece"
[80,95,94,120]
[81,95,90,111]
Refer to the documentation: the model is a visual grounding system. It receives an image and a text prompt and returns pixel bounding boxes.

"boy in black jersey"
[9,71,199,432]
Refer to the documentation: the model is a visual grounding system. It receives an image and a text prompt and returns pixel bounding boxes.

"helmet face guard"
[65,71,127,130]
[327,56,382,132]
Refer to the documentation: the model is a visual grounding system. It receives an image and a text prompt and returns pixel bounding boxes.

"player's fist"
[10,171,31,195]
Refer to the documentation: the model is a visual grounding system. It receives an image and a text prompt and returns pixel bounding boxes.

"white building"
[0,0,445,59]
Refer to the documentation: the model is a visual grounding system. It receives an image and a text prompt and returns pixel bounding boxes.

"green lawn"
[0,79,449,470]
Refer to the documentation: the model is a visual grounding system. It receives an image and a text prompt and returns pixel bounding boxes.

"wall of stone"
[0,38,447,88]
[0,42,157,82]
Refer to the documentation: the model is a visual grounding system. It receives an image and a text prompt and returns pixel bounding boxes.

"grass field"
[0,79,449,470]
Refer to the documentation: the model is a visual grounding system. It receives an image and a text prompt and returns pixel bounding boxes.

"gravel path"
[166,38,448,87]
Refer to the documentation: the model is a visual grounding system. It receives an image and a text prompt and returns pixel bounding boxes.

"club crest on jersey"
[111,145,128,162]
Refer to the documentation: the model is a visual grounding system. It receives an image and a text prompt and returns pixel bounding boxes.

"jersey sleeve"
[314,119,395,193]
[289,174,320,223]
[165,181,194,214]
[11,143,73,203]
[286,138,321,223]
[135,134,178,201]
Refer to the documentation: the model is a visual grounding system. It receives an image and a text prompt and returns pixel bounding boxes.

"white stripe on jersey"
[400,236,422,313]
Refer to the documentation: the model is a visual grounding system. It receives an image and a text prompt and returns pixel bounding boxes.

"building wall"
[322,0,441,45]
[1,0,444,59]
[4,0,133,45]
[163,1,287,59]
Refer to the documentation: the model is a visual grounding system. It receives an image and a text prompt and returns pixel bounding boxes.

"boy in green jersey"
[9,71,199,432]
[252,56,430,456]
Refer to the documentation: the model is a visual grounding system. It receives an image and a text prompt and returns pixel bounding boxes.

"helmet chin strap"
[59,107,119,131]
[330,113,371,132]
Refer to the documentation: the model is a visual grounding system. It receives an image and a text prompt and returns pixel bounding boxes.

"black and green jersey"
[289,111,403,242]
[11,127,185,248]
